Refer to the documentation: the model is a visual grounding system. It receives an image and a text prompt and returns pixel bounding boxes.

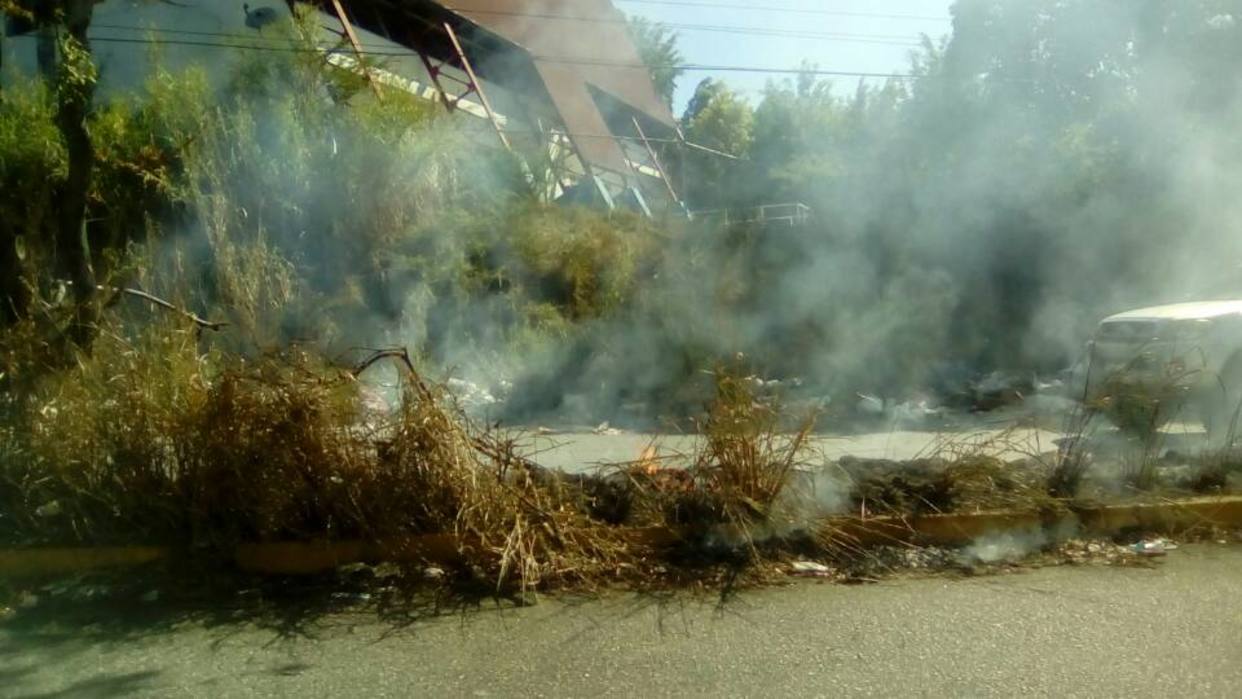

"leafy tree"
[678,78,753,207]
[1,1,100,343]
[681,79,752,155]
[626,16,683,110]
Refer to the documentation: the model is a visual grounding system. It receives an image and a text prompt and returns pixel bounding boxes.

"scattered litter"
[331,592,371,602]
[1057,539,1149,565]
[373,562,402,580]
[34,500,61,518]
[856,394,885,415]
[17,592,38,609]
[593,421,622,436]
[446,378,499,411]
[1034,377,1065,393]
[1131,539,1175,557]
[888,399,943,427]
[423,566,446,581]
[336,562,370,577]
[73,585,111,600]
[140,590,160,603]
[963,530,1048,564]
[789,560,832,577]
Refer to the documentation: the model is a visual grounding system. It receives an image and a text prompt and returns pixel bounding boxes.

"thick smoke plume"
[478,0,1242,425]
[9,1,1238,429]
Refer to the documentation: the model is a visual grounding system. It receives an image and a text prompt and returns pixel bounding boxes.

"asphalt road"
[4,545,1240,698]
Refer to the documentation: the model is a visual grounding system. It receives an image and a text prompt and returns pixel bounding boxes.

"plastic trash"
[1131,539,1175,556]
[789,560,833,577]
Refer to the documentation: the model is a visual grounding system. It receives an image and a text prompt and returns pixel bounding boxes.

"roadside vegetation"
[3,1,1242,599]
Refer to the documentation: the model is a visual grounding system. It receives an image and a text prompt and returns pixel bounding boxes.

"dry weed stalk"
[1,323,633,594]
[666,369,819,553]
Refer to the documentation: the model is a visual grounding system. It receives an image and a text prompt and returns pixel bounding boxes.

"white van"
[1085,301,1242,436]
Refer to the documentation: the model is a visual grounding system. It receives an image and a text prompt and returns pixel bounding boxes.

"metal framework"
[318,1,683,213]
[632,116,679,204]
[690,203,813,227]
[416,22,511,151]
[327,0,384,98]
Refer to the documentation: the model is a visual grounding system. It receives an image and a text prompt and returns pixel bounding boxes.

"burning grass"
[841,454,1052,517]
[0,318,639,593]
[5,317,1231,599]
[0,328,850,594]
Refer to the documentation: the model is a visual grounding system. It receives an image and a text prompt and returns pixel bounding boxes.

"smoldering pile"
[838,454,1053,517]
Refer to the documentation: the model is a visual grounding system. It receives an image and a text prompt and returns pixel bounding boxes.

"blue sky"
[615,0,955,115]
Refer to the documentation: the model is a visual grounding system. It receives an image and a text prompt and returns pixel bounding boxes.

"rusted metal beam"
[442,21,511,151]
[413,21,511,152]
[632,116,680,204]
[328,0,383,99]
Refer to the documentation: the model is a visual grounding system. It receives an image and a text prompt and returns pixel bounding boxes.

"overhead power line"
[436,7,924,44]
[23,33,920,79]
[93,15,924,48]
[613,0,951,22]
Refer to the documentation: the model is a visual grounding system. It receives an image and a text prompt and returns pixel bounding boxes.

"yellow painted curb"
[0,546,168,577]
[2,497,1240,577]
[233,535,461,575]
[833,496,1242,547]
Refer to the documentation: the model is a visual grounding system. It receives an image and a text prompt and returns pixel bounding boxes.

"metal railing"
[689,202,812,227]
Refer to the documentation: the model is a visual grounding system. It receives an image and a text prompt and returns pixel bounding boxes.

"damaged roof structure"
[323,0,683,213]
[0,0,684,214]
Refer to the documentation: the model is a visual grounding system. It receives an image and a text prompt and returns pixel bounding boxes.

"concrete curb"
[3,497,1240,577]
[0,546,167,577]
[834,496,1242,547]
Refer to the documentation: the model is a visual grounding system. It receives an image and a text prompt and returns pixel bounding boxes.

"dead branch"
[350,347,544,474]
[350,347,418,379]
[101,285,227,331]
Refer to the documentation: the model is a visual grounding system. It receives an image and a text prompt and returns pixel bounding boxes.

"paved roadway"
[3,544,1240,697]
[525,427,1065,474]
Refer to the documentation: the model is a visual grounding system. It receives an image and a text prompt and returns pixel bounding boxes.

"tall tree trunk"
[1,10,6,94]
[54,0,98,346]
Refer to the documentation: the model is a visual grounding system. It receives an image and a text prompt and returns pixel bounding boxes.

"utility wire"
[437,7,924,43]
[613,0,951,22]
[93,17,925,47]
[14,33,920,79]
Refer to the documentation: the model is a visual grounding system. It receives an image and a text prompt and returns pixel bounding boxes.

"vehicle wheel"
[1200,354,1242,446]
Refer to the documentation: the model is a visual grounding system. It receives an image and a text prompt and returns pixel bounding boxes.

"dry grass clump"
[614,368,818,553]
[841,454,1049,517]
[0,318,632,593]
[1088,371,1190,437]
[1047,402,1097,498]
[2,320,363,547]
[350,356,632,592]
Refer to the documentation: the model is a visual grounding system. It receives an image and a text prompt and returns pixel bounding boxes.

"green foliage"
[681,78,752,154]
[662,0,1242,390]
[0,66,206,326]
[0,83,63,298]
[679,79,753,208]
[511,206,659,320]
[626,16,683,109]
